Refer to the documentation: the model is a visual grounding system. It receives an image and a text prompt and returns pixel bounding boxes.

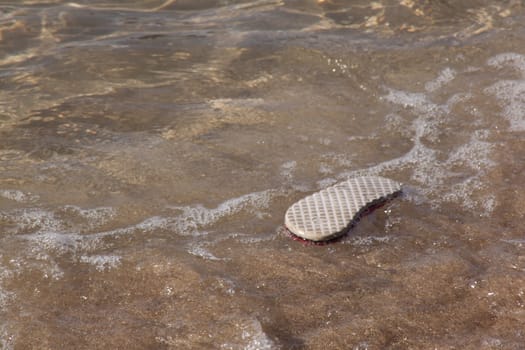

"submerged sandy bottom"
[1,1,525,349]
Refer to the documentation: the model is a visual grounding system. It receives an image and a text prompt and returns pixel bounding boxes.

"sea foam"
[339,70,497,216]
[486,52,525,131]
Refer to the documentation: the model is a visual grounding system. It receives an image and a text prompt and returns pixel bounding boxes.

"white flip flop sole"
[285,176,402,242]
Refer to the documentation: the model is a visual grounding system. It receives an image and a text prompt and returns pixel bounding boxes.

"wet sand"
[1,1,525,349]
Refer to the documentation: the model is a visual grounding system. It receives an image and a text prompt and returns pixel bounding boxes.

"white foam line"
[8,188,278,257]
[383,88,448,117]
[501,238,525,247]
[346,235,395,246]
[79,255,121,271]
[169,189,276,234]
[186,242,222,261]
[487,52,525,77]
[485,79,525,131]
[485,53,525,131]
[0,190,38,203]
[338,139,436,180]
[340,84,497,215]
[1,205,117,237]
[425,67,456,92]
[446,135,495,171]
[18,231,86,253]
[0,323,15,350]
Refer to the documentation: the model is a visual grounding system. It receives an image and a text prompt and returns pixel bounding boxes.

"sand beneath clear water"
[1,1,525,349]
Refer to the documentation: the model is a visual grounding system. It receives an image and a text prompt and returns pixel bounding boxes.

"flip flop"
[285,176,402,242]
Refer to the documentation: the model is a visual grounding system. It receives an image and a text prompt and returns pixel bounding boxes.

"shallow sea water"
[1,0,525,349]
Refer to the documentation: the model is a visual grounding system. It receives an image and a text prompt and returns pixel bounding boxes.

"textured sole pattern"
[285,176,402,241]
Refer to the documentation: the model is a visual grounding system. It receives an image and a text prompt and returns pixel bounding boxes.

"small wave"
[2,188,277,262]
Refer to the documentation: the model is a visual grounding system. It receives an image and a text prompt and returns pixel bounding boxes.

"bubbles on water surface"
[279,160,297,181]
[0,188,285,347]
[1,1,525,348]
[0,265,14,309]
[487,52,525,74]
[221,318,278,350]
[0,190,39,203]
[79,254,121,271]
[425,67,457,92]
[187,242,222,261]
[169,189,276,235]
[485,52,525,131]
[316,177,337,189]
[0,55,515,324]
[0,188,280,271]
[334,59,509,217]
